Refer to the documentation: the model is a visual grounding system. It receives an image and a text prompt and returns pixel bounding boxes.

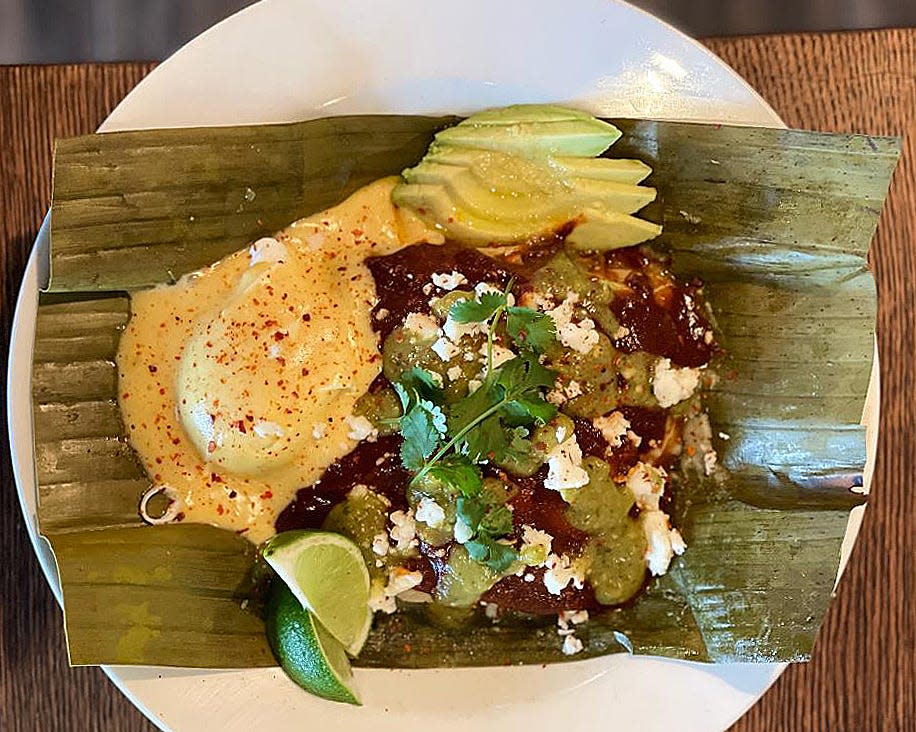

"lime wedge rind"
[262,530,372,657]
[266,583,362,706]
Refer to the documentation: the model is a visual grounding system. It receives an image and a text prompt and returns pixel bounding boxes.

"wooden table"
[1,29,914,732]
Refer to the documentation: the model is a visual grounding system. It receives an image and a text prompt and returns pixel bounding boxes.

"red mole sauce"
[275,435,409,532]
[365,242,523,341]
[579,248,715,367]
[484,466,598,612]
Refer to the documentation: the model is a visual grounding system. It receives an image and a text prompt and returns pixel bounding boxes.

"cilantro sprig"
[393,280,559,572]
[407,282,557,482]
[450,282,556,374]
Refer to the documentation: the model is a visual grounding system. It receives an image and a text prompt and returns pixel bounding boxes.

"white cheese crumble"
[703,448,718,476]
[368,567,425,614]
[371,532,390,556]
[558,609,589,630]
[482,602,500,620]
[544,425,589,492]
[388,509,418,552]
[431,336,461,362]
[345,414,378,442]
[447,365,464,382]
[564,380,583,398]
[613,325,631,340]
[543,553,585,595]
[545,292,599,354]
[478,342,516,375]
[593,411,630,449]
[625,462,686,576]
[415,497,446,528]
[547,379,585,406]
[642,511,687,576]
[442,314,487,343]
[467,378,483,393]
[652,358,701,408]
[374,307,390,320]
[546,389,566,406]
[626,462,667,511]
[562,634,584,655]
[348,484,371,500]
[431,271,468,290]
[403,312,440,341]
[519,524,553,565]
[453,515,474,544]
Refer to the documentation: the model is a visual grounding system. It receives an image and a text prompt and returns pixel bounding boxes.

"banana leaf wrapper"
[34,116,898,668]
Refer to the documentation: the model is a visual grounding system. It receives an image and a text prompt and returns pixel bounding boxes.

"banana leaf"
[34,116,898,668]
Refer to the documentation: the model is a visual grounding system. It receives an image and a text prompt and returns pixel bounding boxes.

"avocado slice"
[392,183,566,243]
[566,209,663,250]
[551,156,652,184]
[404,160,654,220]
[436,119,621,158]
[393,182,660,249]
[425,147,652,185]
[392,104,661,249]
[447,103,603,126]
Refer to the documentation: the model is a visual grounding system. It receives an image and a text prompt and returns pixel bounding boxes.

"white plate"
[7,0,877,730]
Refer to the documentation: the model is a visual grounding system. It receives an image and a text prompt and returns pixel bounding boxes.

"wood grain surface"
[1,29,913,732]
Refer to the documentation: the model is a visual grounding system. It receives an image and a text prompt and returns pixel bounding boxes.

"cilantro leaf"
[456,495,487,533]
[449,291,507,323]
[462,412,510,462]
[399,405,441,470]
[392,382,411,411]
[449,381,499,434]
[482,541,518,573]
[496,353,558,401]
[507,307,556,352]
[493,427,543,475]
[401,366,444,403]
[426,455,483,497]
[418,398,448,435]
[501,395,557,425]
[457,489,518,572]
[465,538,518,573]
[464,540,489,562]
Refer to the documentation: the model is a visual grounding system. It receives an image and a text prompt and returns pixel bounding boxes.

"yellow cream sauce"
[117,177,441,543]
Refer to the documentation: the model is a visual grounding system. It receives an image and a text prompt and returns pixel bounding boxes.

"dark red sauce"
[618,405,667,443]
[481,570,599,613]
[275,435,409,532]
[580,249,715,367]
[476,466,597,613]
[575,406,672,477]
[365,242,523,341]
[501,467,588,557]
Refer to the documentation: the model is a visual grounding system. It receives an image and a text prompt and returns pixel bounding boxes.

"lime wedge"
[266,582,361,705]
[262,530,372,657]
